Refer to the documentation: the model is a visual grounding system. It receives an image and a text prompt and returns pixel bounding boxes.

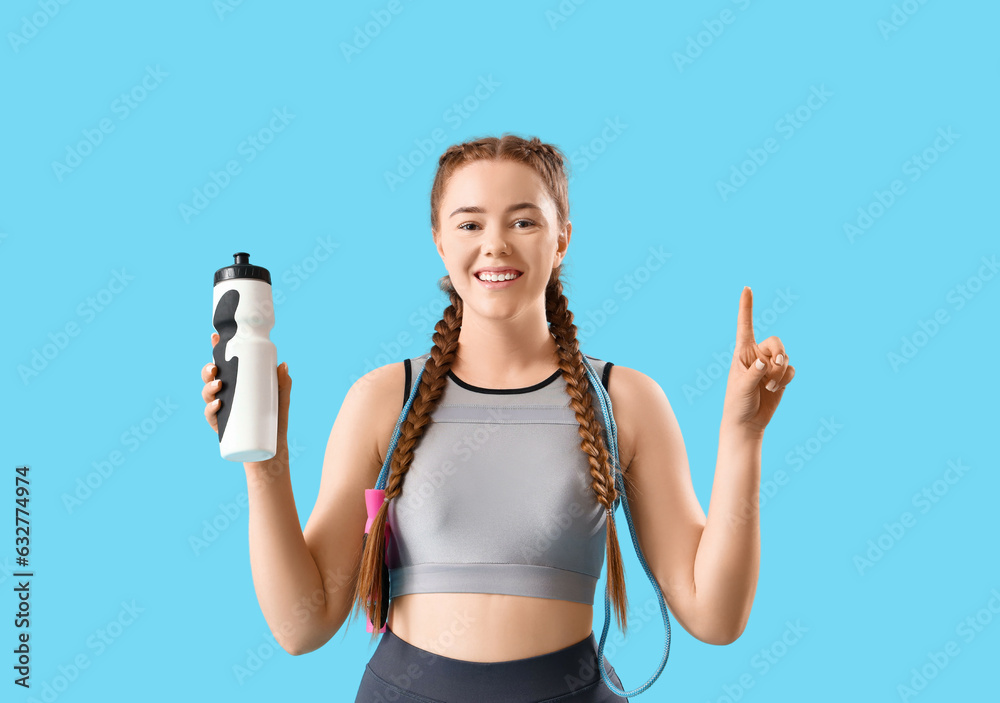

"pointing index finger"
[737,286,756,347]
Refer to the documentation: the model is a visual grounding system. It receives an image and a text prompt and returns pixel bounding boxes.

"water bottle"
[212,252,278,462]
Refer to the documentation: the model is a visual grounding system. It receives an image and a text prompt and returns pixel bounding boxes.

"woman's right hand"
[201,332,293,440]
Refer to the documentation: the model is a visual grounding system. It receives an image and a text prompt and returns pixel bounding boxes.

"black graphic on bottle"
[212,289,240,442]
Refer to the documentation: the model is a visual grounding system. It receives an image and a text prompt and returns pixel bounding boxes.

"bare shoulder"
[603,363,676,473]
[604,363,662,399]
[344,361,408,469]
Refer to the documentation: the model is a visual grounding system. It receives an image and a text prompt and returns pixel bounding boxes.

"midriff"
[386,592,595,662]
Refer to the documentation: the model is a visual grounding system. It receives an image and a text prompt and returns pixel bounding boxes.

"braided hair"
[350,134,631,643]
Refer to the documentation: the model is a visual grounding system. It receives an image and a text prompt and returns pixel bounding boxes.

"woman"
[200,134,795,701]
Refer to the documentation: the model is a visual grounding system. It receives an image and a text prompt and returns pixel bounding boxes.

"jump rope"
[363,355,672,698]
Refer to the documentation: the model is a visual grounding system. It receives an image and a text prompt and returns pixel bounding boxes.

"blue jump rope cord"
[374,357,672,698]
[375,363,426,491]
[581,355,672,698]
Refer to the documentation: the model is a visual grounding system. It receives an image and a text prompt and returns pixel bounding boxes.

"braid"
[524,137,563,164]
[358,133,624,642]
[546,268,631,633]
[437,143,467,167]
[349,277,463,643]
[350,267,631,639]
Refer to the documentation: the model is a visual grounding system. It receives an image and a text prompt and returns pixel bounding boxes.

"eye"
[457,219,536,231]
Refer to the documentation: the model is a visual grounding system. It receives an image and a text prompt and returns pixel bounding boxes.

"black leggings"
[355,626,629,702]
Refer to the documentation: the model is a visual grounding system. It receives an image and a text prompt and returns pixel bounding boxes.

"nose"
[482,230,509,256]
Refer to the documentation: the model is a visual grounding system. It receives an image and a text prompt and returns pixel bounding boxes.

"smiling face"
[433,158,571,323]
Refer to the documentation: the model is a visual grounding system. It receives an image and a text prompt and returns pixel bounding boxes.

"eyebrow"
[449,202,542,218]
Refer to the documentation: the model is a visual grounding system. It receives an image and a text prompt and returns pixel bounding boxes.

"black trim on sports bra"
[403,358,412,408]
[447,368,562,395]
[404,355,613,401]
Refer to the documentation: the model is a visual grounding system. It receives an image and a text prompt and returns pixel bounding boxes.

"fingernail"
[765,380,776,392]
[775,354,783,365]
[755,359,765,370]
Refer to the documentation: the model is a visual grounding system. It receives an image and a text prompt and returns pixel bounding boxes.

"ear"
[554,221,571,267]
[433,229,444,260]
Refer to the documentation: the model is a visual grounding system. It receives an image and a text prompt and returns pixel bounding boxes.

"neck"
[451,305,561,386]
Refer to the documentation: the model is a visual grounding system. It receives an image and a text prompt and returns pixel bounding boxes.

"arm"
[245,362,404,655]
[694,421,761,642]
[607,365,759,645]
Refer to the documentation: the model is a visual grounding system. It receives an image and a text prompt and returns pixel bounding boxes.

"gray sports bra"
[385,352,615,606]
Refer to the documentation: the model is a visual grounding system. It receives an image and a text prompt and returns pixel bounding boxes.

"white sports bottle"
[212,252,278,462]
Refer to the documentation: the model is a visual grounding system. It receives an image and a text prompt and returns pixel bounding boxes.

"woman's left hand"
[721,286,796,437]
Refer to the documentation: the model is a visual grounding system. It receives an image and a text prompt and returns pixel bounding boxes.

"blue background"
[2,1,997,701]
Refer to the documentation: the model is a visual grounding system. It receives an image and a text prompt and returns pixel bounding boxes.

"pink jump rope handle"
[364,489,391,633]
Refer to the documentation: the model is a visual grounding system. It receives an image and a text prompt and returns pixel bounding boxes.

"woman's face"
[433,159,570,322]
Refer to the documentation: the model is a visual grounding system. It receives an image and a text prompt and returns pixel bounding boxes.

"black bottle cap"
[214,252,272,286]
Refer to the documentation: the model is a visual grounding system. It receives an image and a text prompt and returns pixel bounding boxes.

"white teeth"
[477,271,520,282]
